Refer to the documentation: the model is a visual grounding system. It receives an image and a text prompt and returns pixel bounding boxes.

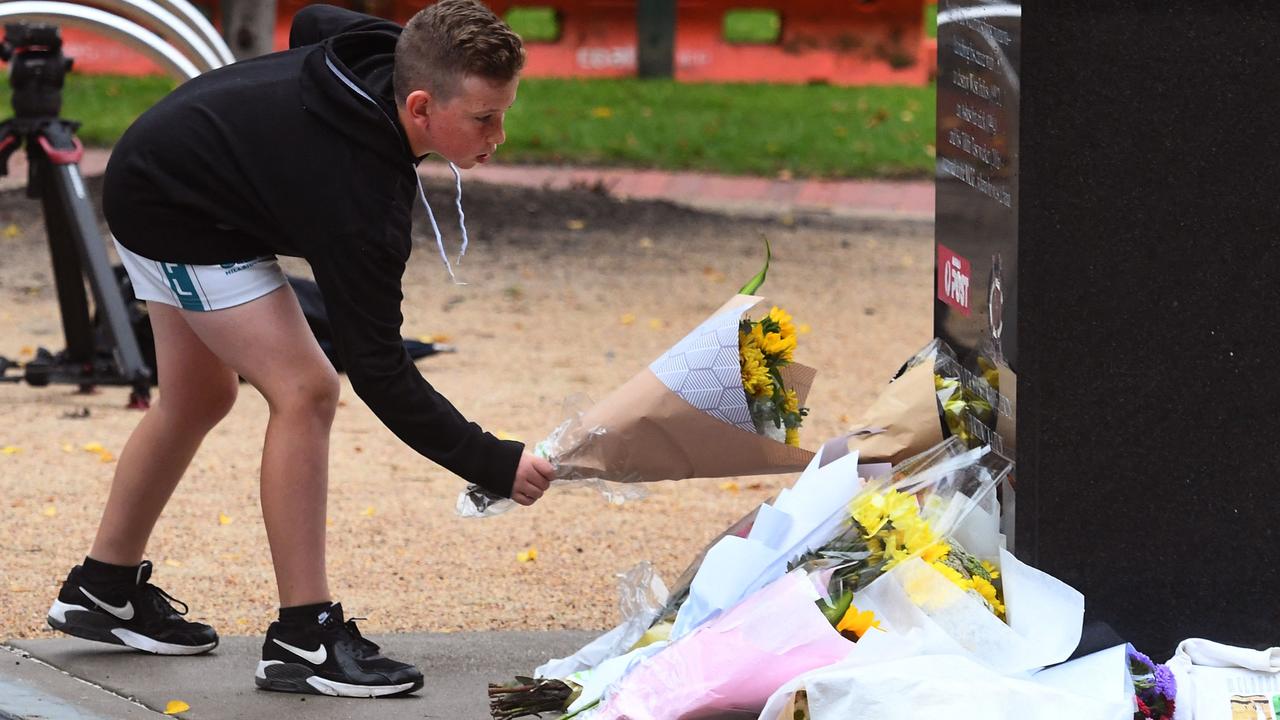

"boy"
[45,1,554,698]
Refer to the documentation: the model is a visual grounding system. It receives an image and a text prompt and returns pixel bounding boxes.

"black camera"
[0,22,74,120]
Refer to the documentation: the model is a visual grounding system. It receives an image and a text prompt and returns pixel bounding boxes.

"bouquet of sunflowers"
[740,306,808,447]
[458,244,815,517]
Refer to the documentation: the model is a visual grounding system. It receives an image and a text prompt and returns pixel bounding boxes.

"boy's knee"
[276,367,341,421]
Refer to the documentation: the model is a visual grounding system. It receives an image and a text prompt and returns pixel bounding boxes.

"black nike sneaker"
[256,603,423,697]
[47,561,218,655]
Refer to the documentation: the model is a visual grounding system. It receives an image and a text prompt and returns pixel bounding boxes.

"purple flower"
[1154,663,1176,699]
[1128,645,1156,674]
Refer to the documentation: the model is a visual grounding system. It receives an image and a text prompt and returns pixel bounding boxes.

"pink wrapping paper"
[593,570,855,719]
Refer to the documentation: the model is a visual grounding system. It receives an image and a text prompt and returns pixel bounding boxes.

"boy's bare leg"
[174,285,339,608]
[90,302,240,566]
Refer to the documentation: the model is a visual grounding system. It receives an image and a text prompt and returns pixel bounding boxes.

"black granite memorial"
[936,1,1280,658]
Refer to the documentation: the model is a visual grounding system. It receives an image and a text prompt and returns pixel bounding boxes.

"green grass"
[504,78,935,179]
[0,74,177,146]
[927,3,938,38]
[2,73,935,179]
[504,7,559,43]
[723,9,781,44]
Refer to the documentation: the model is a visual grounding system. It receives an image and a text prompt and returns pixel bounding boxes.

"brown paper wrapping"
[842,359,944,465]
[552,294,817,482]
[556,367,816,482]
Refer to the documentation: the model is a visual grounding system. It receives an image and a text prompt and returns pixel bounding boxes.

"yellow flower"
[851,494,889,537]
[981,560,1000,580]
[785,427,799,447]
[931,561,970,589]
[900,519,939,556]
[760,331,796,362]
[767,306,796,339]
[740,344,773,397]
[835,603,881,638]
[920,541,951,564]
[882,491,919,524]
[782,388,800,415]
[972,575,1006,617]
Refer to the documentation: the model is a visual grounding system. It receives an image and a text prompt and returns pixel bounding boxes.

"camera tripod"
[0,22,152,408]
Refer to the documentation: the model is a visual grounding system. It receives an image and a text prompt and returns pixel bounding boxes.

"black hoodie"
[102,5,523,497]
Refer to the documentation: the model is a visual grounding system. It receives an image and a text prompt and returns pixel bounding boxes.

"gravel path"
[0,175,932,639]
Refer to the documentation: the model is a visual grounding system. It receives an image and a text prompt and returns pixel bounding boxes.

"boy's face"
[417,74,519,169]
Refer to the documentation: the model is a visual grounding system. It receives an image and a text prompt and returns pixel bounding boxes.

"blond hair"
[393,0,525,104]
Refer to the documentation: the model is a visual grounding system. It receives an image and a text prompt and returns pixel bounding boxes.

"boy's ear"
[404,89,432,126]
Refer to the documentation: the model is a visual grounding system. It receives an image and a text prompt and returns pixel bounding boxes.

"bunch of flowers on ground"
[1129,646,1176,720]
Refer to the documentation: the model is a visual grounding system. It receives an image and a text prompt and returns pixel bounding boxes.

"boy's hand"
[511,451,555,506]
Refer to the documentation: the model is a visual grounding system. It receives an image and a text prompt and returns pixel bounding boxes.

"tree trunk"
[222,0,278,60]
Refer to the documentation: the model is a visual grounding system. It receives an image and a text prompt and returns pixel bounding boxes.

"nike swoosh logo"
[79,587,135,620]
[273,638,327,665]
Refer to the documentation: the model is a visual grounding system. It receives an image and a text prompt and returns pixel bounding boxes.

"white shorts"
[113,237,288,312]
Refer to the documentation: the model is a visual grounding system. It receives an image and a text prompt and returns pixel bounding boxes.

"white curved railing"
[142,0,234,65]
[0,1,201,80]
[59,0,225,71]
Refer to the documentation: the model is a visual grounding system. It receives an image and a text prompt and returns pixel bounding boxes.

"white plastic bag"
[1168,638,1280,720]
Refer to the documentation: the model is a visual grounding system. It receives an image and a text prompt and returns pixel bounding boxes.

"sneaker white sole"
[47,600,217,655]
[256,660,419,697]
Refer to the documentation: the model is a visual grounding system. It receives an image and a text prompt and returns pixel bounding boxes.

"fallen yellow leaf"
[361,506,376,517]
[566,219,586,231]
[164,699,190,715]
[43,505,57,517]
[97,451,115,463]
[61,443,74,453]
[701,267,726,283]
[218,512,232,526]
[83,442,104,452]
[495,430,522,442]
[590,106,613,119]
[3,224,19,238]
[164,559,183,568]
[1,446,20,455]
[516,548,538,563]
[619,313,636,326]
[798,323,812,335]
[719,481,740,492]
[18,345,33,356]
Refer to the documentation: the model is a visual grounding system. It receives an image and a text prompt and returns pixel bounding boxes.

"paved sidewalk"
[3,630,597,719]
[1,147,934,222]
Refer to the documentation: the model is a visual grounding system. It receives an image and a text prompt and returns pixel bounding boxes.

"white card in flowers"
[649,307,755,433]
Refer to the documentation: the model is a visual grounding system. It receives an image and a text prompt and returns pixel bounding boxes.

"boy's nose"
[490,121,506,147]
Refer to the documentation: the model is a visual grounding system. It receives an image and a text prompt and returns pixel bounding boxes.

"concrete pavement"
[2,630,598,719]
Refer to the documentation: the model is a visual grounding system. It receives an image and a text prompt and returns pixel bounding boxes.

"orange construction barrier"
[51,1,936,85]
[673,0,932,85]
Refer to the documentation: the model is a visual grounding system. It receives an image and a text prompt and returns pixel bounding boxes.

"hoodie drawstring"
[415,168,467,285]
[326,54,469,284]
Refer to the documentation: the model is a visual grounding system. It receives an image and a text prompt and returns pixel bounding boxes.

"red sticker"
[937,244,972,316]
